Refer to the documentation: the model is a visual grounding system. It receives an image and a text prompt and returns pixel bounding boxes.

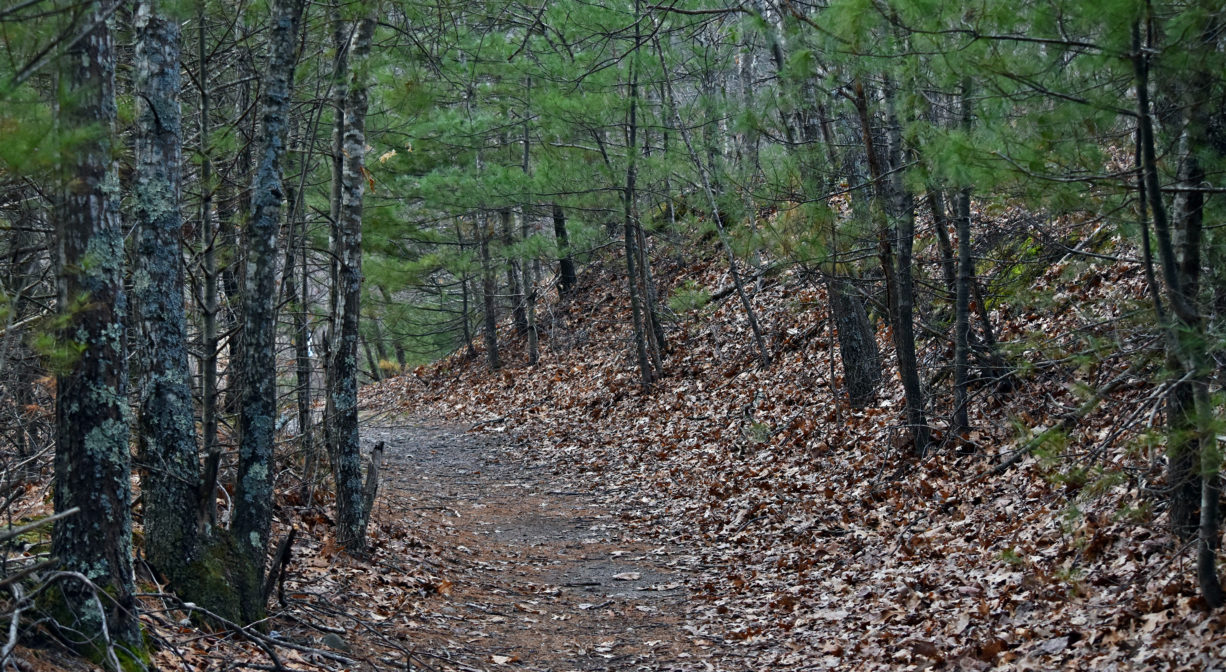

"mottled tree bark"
[49,0,142,654]
[134,0,202,589]
[326,13,375,553]
[234,0,305,615]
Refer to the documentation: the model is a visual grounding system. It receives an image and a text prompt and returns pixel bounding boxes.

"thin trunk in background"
[855,77,929,454]
[519,103,539,365]
[479,215,501,370]
[623,3,656,389]
[655,33,770,370]
[502,207,528,337]
[951,84,974,440]
[197,0,222,529]
[553,204,577,295]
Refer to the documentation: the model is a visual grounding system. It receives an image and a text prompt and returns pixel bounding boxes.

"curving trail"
[361,417,732,672]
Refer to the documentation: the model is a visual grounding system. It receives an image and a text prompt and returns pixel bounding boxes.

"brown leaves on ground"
[364,222,1226,670]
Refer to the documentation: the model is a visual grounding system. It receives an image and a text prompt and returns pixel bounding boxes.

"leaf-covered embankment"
[365,219,1226,670]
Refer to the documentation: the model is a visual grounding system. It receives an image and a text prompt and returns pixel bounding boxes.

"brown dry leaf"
[436,578,454,596]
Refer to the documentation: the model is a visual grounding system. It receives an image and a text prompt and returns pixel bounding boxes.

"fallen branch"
[362,442,384,522]
[707,263,783,304]
[969,358,1153,482]
[262,528,297,606]
[144,594,360,668]
[0,507,79,546]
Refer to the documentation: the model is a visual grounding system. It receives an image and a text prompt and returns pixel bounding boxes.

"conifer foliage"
[0,0,1223,667]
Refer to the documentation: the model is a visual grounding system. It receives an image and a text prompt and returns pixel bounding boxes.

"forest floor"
[12,227,1226,671]
[129,410,742,672]
[355,414,738,671]
[349,236,1226,671]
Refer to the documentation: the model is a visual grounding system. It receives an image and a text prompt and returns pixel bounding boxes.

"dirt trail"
[363,417,733,672]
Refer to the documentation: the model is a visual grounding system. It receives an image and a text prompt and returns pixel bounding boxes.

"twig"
[155,595,360,667]
[969,359,1153,482]
[262,528,297,605]
[0,558,58,590]
[0,507,80,545]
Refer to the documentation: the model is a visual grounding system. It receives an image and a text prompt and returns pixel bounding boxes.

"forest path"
[359,416,731,672]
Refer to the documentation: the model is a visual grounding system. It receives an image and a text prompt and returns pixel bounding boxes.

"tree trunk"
[552,204,577,295]
[220,20,256,418]
[952,180,972,439]
[49,0,142,653]
[856,77,929,454]
[479,215,501,370]
[234,0,306,620]
[363,336,381,382]
[827,276,882,408]
[816,94,882,408]
[623,16,656,389]
[1132,19,1223,606]
[377,285,407,368]
[294,230,315,501]
[280,97,316,505]
[951,86,974,440]
[456,225,477,359]
[517,109,539,365]
[328,15,376,554]
[134,0,202,590]
[928,191,958,304]
[521,212,540,365]
[502,208,528,338]
[197,0,222,529]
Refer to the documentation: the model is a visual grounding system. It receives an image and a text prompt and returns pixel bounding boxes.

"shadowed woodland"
[0,0,1225,669]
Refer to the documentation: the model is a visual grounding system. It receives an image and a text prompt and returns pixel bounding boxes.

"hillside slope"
[366,225,1226,670]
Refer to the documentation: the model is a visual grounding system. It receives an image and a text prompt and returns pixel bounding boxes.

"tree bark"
[134,0,202,589]
[827,276,881,408]
[49,0,142,653]
[552,204,577,295]
[234,0,306,619]
[328,14,376,554]
[1132,18,1222,606]
[479,215,501,370]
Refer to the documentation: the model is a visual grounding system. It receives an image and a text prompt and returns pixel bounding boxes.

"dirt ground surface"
[358,416,738,672]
